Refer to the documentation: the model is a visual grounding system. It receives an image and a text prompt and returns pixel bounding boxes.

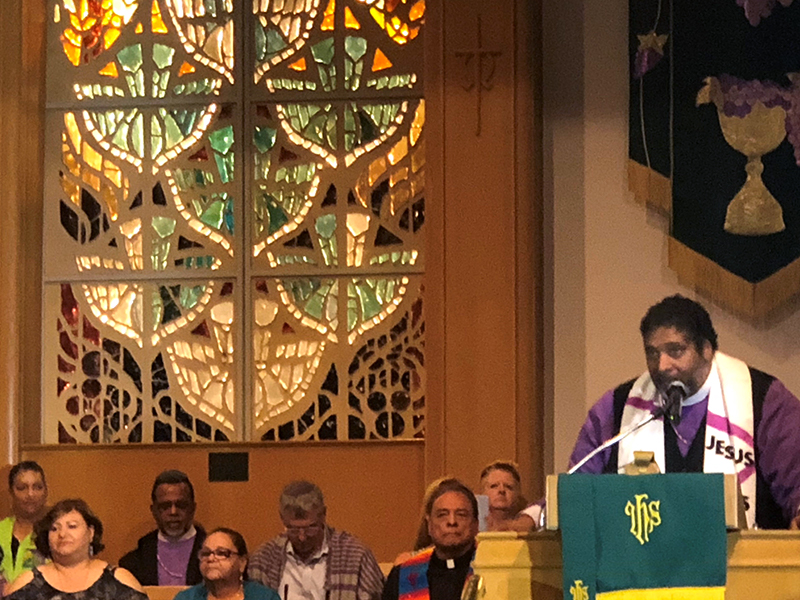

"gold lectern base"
[473,529,800,600]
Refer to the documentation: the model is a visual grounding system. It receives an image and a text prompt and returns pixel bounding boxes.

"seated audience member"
[248,480,384,600]
[383,479,478,600]
[174,528,279,600]
[478,460,527,532]
[5,498,146,600]
[0,462,48,588]
[120,470,206,585]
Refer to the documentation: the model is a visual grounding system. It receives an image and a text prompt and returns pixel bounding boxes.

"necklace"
[156,554,186,581]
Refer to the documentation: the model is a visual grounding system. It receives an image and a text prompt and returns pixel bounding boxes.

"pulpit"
[471,474,800,600]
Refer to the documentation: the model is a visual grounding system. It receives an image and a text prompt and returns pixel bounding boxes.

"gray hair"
[279,480,325,519]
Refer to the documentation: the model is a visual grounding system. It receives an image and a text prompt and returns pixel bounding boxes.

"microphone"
[568,380,688,475]
[661,380,687,425]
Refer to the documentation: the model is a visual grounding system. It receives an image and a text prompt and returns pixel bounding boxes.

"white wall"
[544,0,800,473]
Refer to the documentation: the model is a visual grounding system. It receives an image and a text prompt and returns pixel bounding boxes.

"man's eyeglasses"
[285,523,324,536]
[197,548,239,560]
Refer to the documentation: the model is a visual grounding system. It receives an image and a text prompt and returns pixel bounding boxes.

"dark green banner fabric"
[559,474,727,600]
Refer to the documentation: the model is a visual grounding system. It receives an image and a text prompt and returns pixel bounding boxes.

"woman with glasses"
[174,529,279,600]
[4,499,146,600]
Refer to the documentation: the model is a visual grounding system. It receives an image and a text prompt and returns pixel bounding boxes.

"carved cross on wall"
[454,14,503,137]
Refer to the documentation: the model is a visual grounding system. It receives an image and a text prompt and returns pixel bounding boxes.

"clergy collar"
[158,524,197,543]
[682,371,712,407]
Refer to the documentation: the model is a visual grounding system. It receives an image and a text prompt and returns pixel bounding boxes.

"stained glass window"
[44,0,424,443]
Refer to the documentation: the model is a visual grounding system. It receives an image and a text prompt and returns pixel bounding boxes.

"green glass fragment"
[305,287,327,319]
[209,125,235,155]
[180,285,205,309]
[311,38,335,65]
[253,126,277,153]
[204,0,216,17]
[117,44,143,73]
[151,215,176,238]
[150,115,163,158]
[201,199,225,229]
[153,43,176,69]
[162,113,184,148]
[151,290,163,328]
[255,24,267,61]
[356,282,381,319]
[266,196,289,234]
[265,28,288,55]
[315,214,336,239]
[132,112,144,158]
[345,36,368,62]
[135,70,145,96]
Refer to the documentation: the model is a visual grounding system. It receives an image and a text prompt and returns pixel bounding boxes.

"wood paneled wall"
[0,0,544,565]
[22,443,424,563]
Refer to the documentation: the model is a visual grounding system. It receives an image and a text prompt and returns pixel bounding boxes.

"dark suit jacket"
[119,526,206,586]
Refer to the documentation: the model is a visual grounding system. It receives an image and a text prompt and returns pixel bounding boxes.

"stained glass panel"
[45,0,425,444]
[251,99,424,274]
[44,104,240,278]
[253,277,424,441]
[44,279,237,443]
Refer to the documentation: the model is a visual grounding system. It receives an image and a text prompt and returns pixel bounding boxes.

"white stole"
[618,352,756,528]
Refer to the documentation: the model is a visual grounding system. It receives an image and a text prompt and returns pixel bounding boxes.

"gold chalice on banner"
[717,102,787,235]
[697,77,787,236]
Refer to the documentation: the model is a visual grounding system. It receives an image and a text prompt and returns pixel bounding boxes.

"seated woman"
[479,460,528,531]
[175,528,278,600]
[5,498,146,600]
[0,461,49,588]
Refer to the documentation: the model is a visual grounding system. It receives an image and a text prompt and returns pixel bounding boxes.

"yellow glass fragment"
[178,61,196,76]
[409,0,425,21]
[60,177,81,207]
[288,57,307,71]
[63,150,81,177]
[99,61,119,77]
[410,99,424,146]
[64,113,82,152]
[101,183,120,221]
[345,6,361,28]
[63,0,77,14]
[103,159,123,188]
[322,0,335,31]
[82,171,101,192]
[372,47,392,71]
[54,4,62,23]
[103,27,121,49]
[151,0,169,34]
[388,136,408,165]
[370,7,385,28]
[369,156,387,186]
[63,27,82,45]
[135,22,143,33]
[82,141,103,171]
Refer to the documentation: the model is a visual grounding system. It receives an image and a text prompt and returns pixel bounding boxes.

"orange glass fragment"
[372,48,392,71]
[344,6,361,29]
[63,40,82,66]
[151,0,169,34]
[409,0,425,21]
[288,57,307,71]
[99,61,119,77]
[135,22,143,33]
[178,61,196,76]
[322,0,335,31]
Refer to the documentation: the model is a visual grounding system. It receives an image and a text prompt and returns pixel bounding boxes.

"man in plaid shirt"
[248,481,384,600]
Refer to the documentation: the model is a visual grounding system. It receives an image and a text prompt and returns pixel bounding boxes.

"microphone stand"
[568,409,666,475]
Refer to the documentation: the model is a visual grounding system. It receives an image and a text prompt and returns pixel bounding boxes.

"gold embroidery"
[569,580,590,600]
[624,493,661,545]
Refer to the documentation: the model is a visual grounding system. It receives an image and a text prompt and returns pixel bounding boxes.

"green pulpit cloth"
[559,473,727,600]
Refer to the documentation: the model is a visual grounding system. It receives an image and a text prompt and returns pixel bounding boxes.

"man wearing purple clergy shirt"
[120,470,206,585]
[520,295,800,530]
